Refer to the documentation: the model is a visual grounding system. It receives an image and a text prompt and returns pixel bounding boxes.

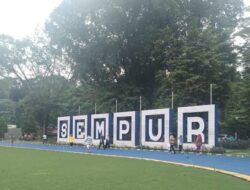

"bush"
[209,147,226,154]
[183,147,225,154]
[0,117,7,138]
[139,145,165,150]
[219,140,249,149]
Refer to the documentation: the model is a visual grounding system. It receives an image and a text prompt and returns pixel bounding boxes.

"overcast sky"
[0,0,249,39]
[0,0,62,39]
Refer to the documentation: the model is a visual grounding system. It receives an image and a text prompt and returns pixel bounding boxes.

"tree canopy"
[0,0,249,138]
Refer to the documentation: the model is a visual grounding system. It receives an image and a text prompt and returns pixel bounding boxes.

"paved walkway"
[1,142,250,180]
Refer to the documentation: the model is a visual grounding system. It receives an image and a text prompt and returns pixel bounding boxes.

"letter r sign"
[177,105,218,149]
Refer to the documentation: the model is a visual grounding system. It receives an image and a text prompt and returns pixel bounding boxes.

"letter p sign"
[113,111,139,147]
[119,120,130,140]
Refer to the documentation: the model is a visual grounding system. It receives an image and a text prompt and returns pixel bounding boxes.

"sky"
[0,0,249,39]
[0,0,62,39]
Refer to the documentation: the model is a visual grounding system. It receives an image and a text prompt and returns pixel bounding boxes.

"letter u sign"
[141,108,173,149]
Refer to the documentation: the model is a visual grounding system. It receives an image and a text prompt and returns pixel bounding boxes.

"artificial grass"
[226,148,250,157]
[0,147,249,190]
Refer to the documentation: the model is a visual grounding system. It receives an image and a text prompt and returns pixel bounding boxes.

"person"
[11,135,14,145]
[223,136,228,143]
[195,134,202,152]
[169,134,176,154]
[98,133,105,149]
[178,135,183,152]
[105,136,110,149]
[234,132,238,140]
[228,135,235,142]
[42,134,47,144]
[69,134,74,147]
[85,136,92,153]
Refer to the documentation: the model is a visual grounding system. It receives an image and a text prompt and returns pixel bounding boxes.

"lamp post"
[78,106,81,115]
[139,96,142,148]
[139,96,142,112]
[171,90,174,109]
[115,99,118,112]
[210,84,213,104]
[166,69,174,109]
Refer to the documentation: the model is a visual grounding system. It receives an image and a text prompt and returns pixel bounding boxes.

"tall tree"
[46,0,182,106]
[223,5,250,138]
[46,0,243,110]
[0,117,7,138]
[0,33,72,133]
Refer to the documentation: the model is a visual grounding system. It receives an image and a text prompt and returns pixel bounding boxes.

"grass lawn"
[0,147,249,190]
[225,149,250,157]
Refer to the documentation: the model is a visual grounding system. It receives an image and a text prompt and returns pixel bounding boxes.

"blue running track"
[0,142,249,176]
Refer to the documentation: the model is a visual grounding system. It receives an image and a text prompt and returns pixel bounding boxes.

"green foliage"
[0,117,7,138]
[223,46,250,138]
[154,28,237,109]
[46,0,243,108]
[219,140,250,150]
[0,0,249,137]
[209,147,226,154]
[0,99,15,124]
[0,77,14,99]
[223,5,250,138]
[184,147,226,154]
[15,76,72,133]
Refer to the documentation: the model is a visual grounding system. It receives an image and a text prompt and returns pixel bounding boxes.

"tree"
[0,35,34,89]
[0,32,73,134]
[0,117,7,138]
[46,0,243,110]
[223,4,250,138]
[0,0,246,136]
[154,28,237,110]
[0,78,16,124]
[13,75,72,134]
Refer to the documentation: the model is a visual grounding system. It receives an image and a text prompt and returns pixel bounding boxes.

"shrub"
[183,147,225,154]
[219,140,249,149]
[209,147,225,154]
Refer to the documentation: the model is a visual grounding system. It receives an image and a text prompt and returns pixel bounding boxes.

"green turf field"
[0,147,249,190]
[226,149,250,157]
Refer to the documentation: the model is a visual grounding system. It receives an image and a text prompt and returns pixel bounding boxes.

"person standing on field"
[11,135,14,145]
[98,133,105,149]
[85,136,92,153]
[195,134,202,152]
[105,136,110,149]
[69,134,74,147]
[178,135,183,152]
[42,134,47,144]
[169,134,176,154]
